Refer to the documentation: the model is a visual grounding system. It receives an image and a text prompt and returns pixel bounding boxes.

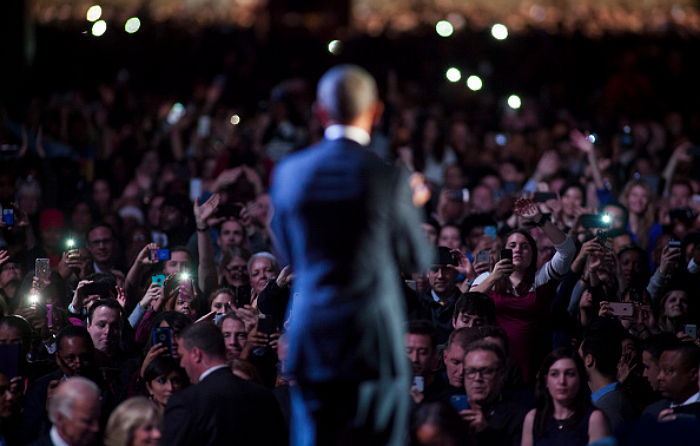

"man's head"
[177,321,227,383]
[86,299,122,354]
[55,326,95,377]
[0,259,22,289]
[217,219,246,251]
[657,343,699,404]
[0,315,32,357]
[452,292,496,329]
[579,318,623,380]
[48,377,101,446]
[159,195,192,233]
[669,180,693,210]
[443,327,481,388]
[641,333,680,391]
[463,341,507,406]
[405,320,438,378]
[315,65,382,132]
[163,247,192,275]
[427,247,459,298]
[87,223,115,266]
[218,314,247,361]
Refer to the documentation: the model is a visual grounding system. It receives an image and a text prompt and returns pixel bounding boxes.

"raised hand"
[194,193,221,229]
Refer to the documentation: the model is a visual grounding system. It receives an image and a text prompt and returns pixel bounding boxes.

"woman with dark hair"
[471,199,576,382]
[142,356,187,410]
[521,349,609,446]
[557,181,587,230]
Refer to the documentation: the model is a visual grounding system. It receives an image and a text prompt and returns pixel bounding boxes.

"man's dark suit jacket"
[162,367,286,446]
[27,433,56,446]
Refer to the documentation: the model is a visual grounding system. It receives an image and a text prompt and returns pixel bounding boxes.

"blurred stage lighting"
[446,67,462,82]
[491,23,509,40]
[436,20,454,37]
[92,20,107,37]
[466,75,483,91]
[125,17,141,34]
[86,5,102,22]
[507,94,522,109]
[328,40,342,55]
[230,114,241,125]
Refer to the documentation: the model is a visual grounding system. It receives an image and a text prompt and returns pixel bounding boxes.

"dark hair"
[476,325,510,353]
[662,343,700,372]
[87,222,115,239]
[406,320,437,350]
[87,299,123,324]
[55,326,94,353]
[142,355,184,384]
[179,321,226,359]
[452,292,496,325]
[494,229,538,295]
[446,327,482,350]
[463,340,506,369]
[581,318,624,378]
[411,402,468,444]
[0,315,32,346]
[641,333,681,362]
[534,349,591,438]
[559,181,587,208]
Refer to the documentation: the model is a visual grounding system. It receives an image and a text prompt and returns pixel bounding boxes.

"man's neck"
[588,371,615,393]
[195,361,227,383]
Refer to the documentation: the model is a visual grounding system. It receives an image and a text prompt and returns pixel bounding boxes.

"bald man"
[271,65,433,445]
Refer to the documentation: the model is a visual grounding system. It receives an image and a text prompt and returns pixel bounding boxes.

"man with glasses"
[460,341,527,446]
[22,326,102,443]
[86,223,116,274]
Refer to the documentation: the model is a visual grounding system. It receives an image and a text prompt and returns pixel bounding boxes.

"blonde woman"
[105,397,161,446]
[619,179,661,252]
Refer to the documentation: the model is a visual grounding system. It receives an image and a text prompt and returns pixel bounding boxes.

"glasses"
[464,367,500,380]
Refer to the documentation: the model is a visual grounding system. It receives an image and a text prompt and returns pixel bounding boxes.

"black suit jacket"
[162,367,286,446]
[26,433,56,446]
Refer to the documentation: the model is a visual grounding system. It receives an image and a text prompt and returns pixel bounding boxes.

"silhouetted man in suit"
[271,64,433,445]
[162,321,286,446]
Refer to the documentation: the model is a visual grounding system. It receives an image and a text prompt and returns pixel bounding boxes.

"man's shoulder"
[642,398,670,418]
[26,433,55,446]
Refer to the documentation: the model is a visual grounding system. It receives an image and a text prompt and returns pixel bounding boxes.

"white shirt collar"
[50,426,70,446]
[324,125,371,146]
[198,364,227,383]
[670,391,700,408]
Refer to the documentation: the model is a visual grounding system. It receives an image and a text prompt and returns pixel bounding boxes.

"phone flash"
[66,239,75,249]
[600,214,612,225]
[179,272,191,282]
[28,293,40,305]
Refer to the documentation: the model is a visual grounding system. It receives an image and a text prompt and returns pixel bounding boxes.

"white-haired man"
[29,377,100,446]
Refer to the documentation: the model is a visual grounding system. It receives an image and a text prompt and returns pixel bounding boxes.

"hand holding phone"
[449,394,469,412]
[608,302,634,317]
[151,327,174,357]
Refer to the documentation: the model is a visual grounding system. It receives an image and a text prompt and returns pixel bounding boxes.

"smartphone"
[216,202,243,218]
[684,324,697,339]
[533,191,557,203]
[151,327,174,356]
[150,249,171,262]
[477,250,490,264]
[484,226,497,240]
[189,178,202,202]
[500,249,513,261]
[608,302,634,317]
[166,102,185,125]
[668,240,681,249]
[151,274,166,287]
[0,344,21,378]
[35,258,51,282]
[2,208,14,226]
[446,189,470,203]
[413,376,425,392]
[449,394,470,412]
[580,214,610,228]
[257,314,277,335]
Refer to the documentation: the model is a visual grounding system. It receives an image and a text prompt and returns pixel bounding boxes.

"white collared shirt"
[324,125,371,146]
[198,364,227,383]
[670,391,700,408]
[50,426,70,446]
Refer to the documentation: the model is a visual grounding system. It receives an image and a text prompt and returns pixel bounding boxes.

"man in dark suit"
[270,65,434,445]
[642,343,699,421]
[162,321,286,446]
[29,377,101,446]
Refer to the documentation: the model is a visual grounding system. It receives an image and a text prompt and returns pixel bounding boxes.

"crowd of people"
[1,13,700,446]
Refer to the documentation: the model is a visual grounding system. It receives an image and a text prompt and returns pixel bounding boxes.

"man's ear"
[191,346,203,364]
[313,102,330,127]
[371,101,384,127]
[584,353,595,369]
